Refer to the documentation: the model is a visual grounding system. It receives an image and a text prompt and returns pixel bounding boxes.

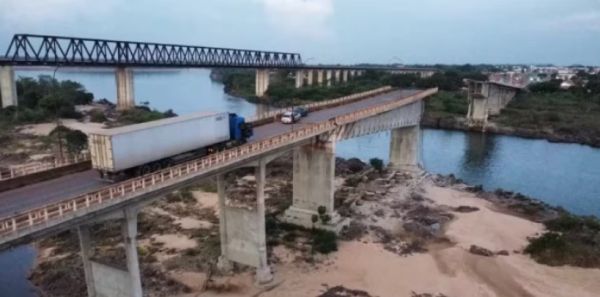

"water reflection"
[460,132,496,179]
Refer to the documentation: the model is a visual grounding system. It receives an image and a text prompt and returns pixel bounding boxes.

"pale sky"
[0,0,599,65]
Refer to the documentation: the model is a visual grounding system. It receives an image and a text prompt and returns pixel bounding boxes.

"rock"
[374,209,385,217]
[469,245,494,257]
[465,184,484,193]
[453,206,479,213]
[496,250,510,256]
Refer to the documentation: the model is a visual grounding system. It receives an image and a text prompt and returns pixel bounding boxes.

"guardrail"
[246,86,393,123]
[0,153,90,181]
[0,87,437,241]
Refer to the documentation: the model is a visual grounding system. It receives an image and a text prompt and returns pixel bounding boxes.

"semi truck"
[88,111,253,181]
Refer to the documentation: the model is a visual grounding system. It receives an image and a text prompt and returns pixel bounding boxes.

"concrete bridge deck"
[0,88,420,220]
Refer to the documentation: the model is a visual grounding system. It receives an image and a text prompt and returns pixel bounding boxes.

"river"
[2,69,600,296]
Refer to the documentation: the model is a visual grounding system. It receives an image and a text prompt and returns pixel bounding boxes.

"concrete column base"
[281,207,349,233]
[255,265,273,285]
[217,255,234,273]
[281,139,348,234]
[389,126,421,171]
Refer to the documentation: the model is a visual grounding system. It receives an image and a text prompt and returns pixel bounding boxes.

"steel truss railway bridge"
[0,34,436,108]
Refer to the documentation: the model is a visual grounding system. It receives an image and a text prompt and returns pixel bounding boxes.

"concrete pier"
[115,67,135,110]
[350,70,356,78]
[342,70,348,83]
[389,126,421,171]
[216,174,234,272]
[255,69,270,97]
[295,70,304,89]
[254,159,272,283]
[76,208,143,297]
[334,70,341,84]
[326,70,333,87]
[282,138,347,232]
[0,66,17,108]
[78,226,97,297]
[306,70,313,86]
[122,208,143,297]
[317,70,324,85]
[466,79,519,127]
[217,162,272,284]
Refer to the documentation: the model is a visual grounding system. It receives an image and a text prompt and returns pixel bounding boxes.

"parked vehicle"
[280,110,301,124]
[293,107,308,117]
[88,111,253,181]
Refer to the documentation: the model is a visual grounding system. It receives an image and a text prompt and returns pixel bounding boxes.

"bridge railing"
[0,153,90,181]
[0,87,438,240]
[246,86,393,124]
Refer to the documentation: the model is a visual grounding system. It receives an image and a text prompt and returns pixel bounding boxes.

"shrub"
[369,158,384,173]
[312,230,338,254]
[525,214,600,268]
[50,126,88,154]
[89,110,107,123]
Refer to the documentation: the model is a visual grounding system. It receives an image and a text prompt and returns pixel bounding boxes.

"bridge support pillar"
[295,70,304,89]
[317,70,324,85]
[115,67,135,111]
[342,70,348,83]
[216,160,273,284]
[255,69,270,97]
[334,70,341,84]
[0,66,17,108]
[75,208,142,297]
[122,208,143,297]
[326,70,333,87]
[466,80,489,127]
[282,138,348,233]
[77,226,97,297]
[389,126,421,171]
[306,70,313,86]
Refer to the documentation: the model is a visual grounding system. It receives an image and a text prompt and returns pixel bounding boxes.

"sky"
[0,0,599,66]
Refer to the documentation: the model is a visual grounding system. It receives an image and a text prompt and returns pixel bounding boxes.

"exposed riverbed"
[1,69,599,296]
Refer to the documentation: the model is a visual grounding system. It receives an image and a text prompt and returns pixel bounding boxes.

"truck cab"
[228,113,253,143]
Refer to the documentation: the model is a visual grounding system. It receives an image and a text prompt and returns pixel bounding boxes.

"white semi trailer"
[88,111,253,181]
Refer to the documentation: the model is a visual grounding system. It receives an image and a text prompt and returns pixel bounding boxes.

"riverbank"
[421,114,600,148]
[28,156,600,297]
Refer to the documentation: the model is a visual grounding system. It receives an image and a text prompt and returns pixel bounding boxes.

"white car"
[281,111,301,124]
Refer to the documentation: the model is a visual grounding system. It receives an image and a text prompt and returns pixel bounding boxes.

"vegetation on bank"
[212,69,387,107]
[211,66,489,109]
[0,75,93,125]
[525,214,600,268]
[0,75,176,159]
[495,84,600,144]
